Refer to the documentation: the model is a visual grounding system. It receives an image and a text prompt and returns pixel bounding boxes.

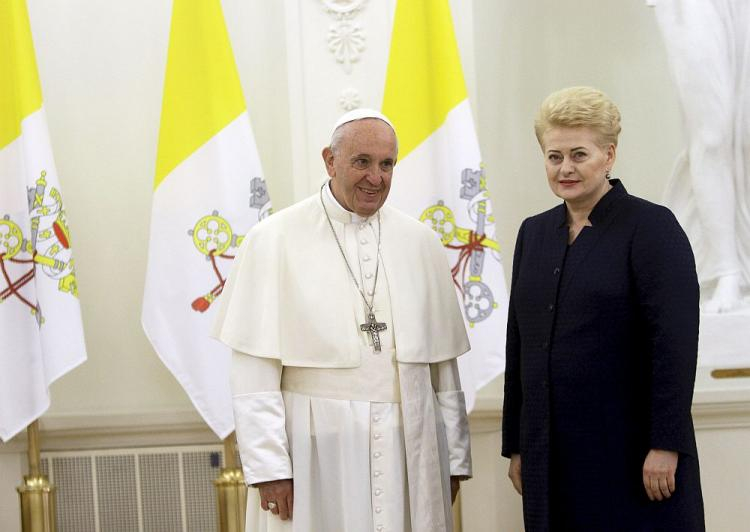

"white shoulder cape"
[212,193,470,367]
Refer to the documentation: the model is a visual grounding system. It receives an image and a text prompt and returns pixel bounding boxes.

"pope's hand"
[642,449,678,501]
[257,479,294,520]
[508,453,522,495]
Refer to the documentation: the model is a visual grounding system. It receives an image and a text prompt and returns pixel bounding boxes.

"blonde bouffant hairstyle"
[534,86,622,148]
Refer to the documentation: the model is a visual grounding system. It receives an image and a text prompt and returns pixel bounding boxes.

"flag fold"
[383,0,508,411]
[142,0,271,439]
[0,0,87,442]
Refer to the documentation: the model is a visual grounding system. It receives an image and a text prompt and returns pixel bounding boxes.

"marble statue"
[651,0,750,313]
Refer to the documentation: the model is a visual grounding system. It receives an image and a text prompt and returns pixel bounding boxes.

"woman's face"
[541,127,616,210]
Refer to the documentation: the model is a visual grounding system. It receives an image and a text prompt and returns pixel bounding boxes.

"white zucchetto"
[330,108,396,139]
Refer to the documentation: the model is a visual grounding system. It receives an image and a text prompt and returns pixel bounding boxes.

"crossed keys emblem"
[0,171,78,326]
[420,168,500,326]
[188,177,270,313]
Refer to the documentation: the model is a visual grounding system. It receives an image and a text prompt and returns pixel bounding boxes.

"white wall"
[1,1,748,530]
[473,0,684,271]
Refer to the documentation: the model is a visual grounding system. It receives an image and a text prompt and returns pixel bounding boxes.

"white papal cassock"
[213,183,472,531]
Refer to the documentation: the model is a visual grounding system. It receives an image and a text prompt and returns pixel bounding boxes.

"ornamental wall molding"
[1,394,748,453]
[339,87,361,111]
[320,0,368,74]
[468,392,750,434]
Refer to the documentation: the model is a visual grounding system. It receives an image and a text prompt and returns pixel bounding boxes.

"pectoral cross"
[360,312,387,352]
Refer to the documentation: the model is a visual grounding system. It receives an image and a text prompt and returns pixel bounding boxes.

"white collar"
[323,180,372,225]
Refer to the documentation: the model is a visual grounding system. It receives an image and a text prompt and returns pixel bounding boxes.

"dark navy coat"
[501,180,705,531]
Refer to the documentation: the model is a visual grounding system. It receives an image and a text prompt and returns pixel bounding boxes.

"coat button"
[547,303,555,312]
[553,267,560,275]
[541,341,549,349]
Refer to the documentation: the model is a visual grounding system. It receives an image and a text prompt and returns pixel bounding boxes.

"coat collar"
[322,179,373,225]
[556,179,627,227]
[554,179,628,304]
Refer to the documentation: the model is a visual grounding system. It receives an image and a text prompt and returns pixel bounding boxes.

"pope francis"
[212,109,472,532]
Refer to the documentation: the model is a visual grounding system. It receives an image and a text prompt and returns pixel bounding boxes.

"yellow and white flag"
[142,0,270,439]
[383,0,508,411]
[0,0,87,441]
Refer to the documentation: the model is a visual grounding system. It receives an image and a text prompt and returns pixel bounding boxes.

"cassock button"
[365,272,373,279]
[377,526,384,532]
[373,451,382,459]
[374,433,382,440]
[368,290,374,296]
[374,470,382,477]
[375,507,383,514]
[553,267,561,275]
[547,303,555,312]
[363,255,371,262]
[360,238,368,245]
[375,488,383,496]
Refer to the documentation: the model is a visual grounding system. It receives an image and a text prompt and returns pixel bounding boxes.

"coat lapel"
[538,205,569,301]
[556,180,628,305]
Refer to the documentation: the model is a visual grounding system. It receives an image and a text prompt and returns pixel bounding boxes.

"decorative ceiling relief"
[320,0,368,74]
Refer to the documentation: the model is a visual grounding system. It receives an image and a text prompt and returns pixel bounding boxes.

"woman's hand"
[642,449,678,501]
[256,479,294,520]
[508,453,522,495]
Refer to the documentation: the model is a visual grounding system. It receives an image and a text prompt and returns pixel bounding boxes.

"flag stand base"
[214,468,247,532]
[17,475,56,532]
[215,433,247,532]
[17,420,57,532]
[453,490,463,532]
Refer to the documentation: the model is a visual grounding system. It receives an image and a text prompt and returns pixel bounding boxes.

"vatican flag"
[142,0,271,438]
[383,0,508,411]
[0,0,87,441]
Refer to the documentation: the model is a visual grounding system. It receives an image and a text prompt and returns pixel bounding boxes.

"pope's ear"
[322,147,335,177]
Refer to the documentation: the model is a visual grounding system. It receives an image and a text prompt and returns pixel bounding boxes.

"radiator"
[40,445,231,532]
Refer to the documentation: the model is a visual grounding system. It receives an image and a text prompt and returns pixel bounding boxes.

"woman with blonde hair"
[502,87,705,531]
